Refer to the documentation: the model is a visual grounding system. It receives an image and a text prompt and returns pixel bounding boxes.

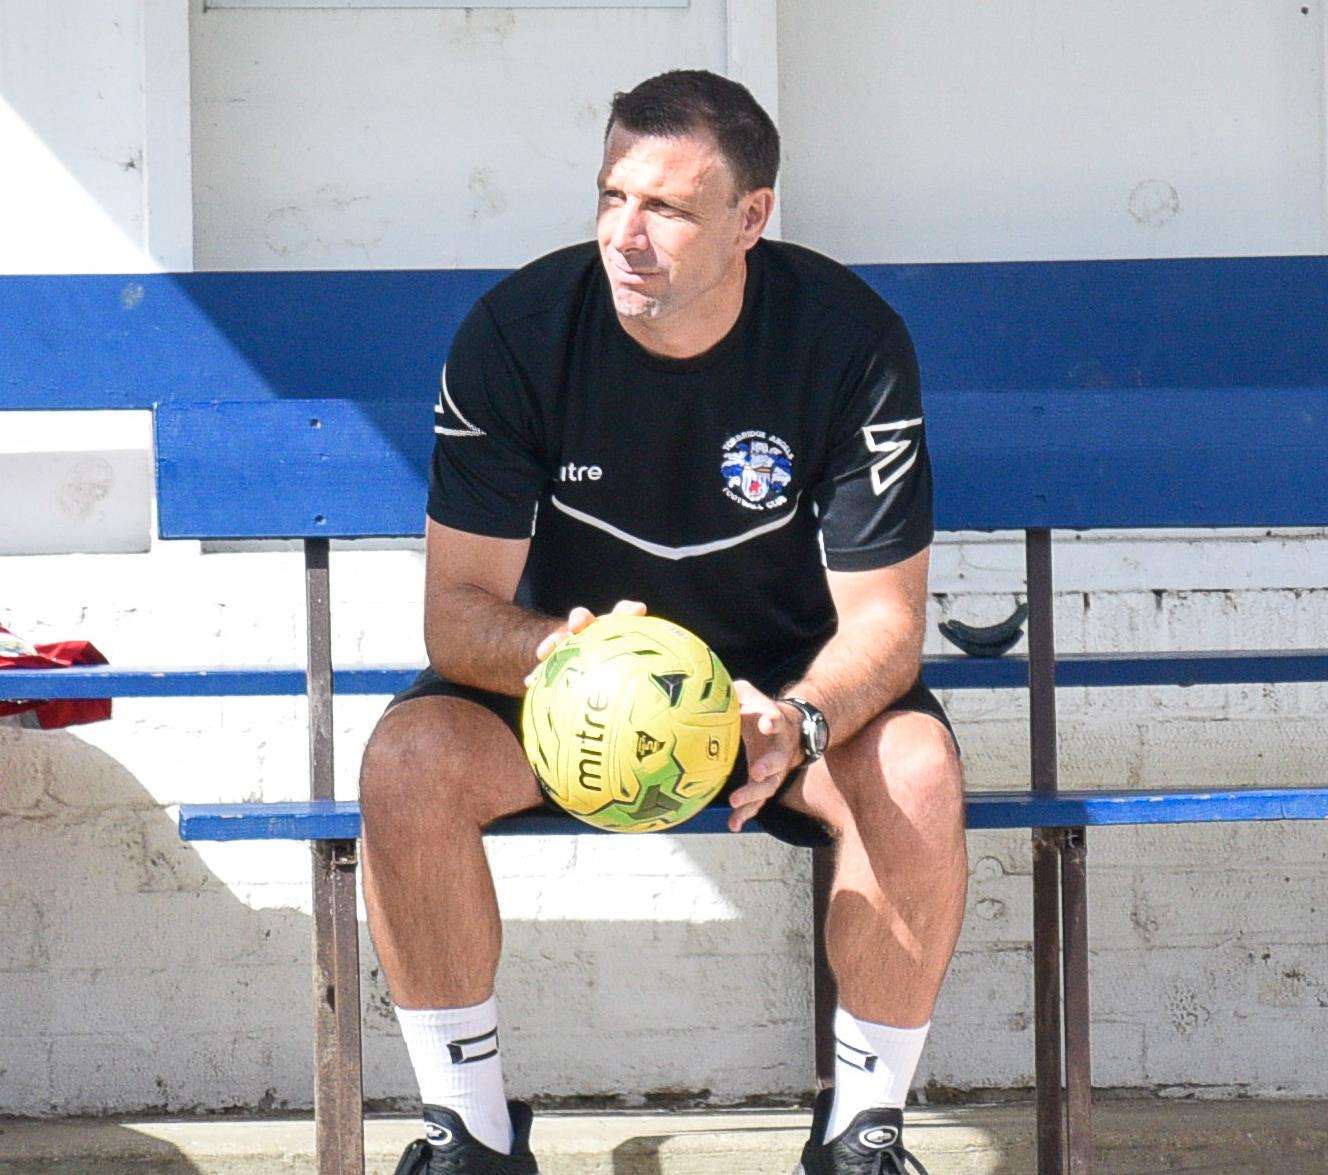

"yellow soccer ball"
[520,614,740,832]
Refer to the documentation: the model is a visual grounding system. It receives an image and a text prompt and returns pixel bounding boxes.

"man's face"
[596,123,751,322]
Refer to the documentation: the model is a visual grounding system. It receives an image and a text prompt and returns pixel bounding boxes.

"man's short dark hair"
[606,70,780,196]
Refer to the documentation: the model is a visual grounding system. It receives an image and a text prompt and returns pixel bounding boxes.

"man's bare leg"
[360,694,543,1154]
[361,695,542,1006]
[782,709,967,1140]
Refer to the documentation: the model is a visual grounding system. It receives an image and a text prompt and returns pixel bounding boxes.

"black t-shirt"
[427,238,933,684]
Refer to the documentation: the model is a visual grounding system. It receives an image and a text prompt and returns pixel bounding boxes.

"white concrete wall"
[2,0,1327,1116]
[190,1,753,268]
[777,0,1328,262]
[0,1,149,273]
[0,0,191,273]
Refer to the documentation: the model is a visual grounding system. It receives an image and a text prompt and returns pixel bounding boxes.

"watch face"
[783,698,828,759]
[810,713,829,754]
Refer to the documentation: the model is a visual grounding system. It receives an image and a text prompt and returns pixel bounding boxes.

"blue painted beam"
[178,800,739,841]
[0,269,503,410]
[928,388,1328,531]
[0,667,298,699]
[0,667,379,699]
[6,651,1328,701]
[152,388,1328,539]
[970,787,1328,826]
[0,666,423,699]
[924,650,1328,689]
[7,258,1328,411]
[1051,651,1328,687]
[178,786,1328,843]
[155,399,433,540]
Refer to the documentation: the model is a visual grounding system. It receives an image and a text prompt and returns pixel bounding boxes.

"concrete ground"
[2,1099,1326,1174]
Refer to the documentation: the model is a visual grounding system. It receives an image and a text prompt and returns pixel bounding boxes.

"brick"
[6,541,1328,1112]
[0,891,51,972]
[0,971,55,1038]
[921,1020,1034,1089]
[0,1036,53,1114]
[1136,717,1328,789]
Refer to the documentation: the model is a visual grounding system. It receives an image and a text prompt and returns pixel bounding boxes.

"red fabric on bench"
[0,624,112,729]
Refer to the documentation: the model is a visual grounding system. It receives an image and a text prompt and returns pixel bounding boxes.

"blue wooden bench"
[4,257,1328,1175]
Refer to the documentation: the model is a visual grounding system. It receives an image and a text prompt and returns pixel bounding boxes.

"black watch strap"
[781,696,829,763]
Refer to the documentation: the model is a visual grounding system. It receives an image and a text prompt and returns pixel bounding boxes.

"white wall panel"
[777,1,1327,262]
[191,2,730,268]
[0,412,152,555]
[0,1,148,273]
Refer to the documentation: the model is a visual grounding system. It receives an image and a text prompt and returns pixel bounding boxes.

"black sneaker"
[393,1101,540,1175]
[796,1088,929,1175]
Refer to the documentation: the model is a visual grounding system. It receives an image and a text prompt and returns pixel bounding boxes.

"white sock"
[824,1007,930,1143]
[395,997,514,1154]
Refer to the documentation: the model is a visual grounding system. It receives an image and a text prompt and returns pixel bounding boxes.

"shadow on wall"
[0,723,824,1122]
[1,725,323,1118]
[0,726,1036,1173]
[0,1119,205,1172]
[606,1112,1026,1175]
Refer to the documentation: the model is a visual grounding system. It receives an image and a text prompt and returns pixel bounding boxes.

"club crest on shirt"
[720,430,794,511]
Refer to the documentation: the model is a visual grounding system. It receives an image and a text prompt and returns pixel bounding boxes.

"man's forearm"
[425,582,556,698]
[781,610,924,749]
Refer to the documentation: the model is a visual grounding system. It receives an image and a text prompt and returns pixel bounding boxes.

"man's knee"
[360,704,450,830]
[836,711,963,830]
[359,698,520,833]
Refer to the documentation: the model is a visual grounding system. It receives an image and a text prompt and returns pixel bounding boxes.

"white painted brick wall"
[3,536,1325,1114]
[4,0,1327,1120]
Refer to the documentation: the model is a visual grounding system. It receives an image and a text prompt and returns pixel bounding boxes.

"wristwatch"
[780,696,830,764]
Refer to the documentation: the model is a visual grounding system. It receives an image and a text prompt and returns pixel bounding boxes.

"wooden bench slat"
[7,258,1327,411]
[152,389,1328,540]
[8,650,1327,701]
[178,788,1328,843]
[0,269,502,410]
[155,400,433,540]
[931,388,1328,530]
[0,666,321,699]
[1045,649,1328,688]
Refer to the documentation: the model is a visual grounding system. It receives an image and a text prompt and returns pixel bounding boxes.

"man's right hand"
[524,599,647,686]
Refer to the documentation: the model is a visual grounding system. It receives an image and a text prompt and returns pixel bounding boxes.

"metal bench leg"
[1026,527,1067,1172]
[314,839,365,1174]
[304,538,365,1172]
[1060,828,1092,1174]
[812,842,837,1090]
[1032,829,1066,1173]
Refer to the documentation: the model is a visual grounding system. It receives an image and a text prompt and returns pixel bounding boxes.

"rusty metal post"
[1061,828,1092,1175]
[313,839,365,1174]
[306,539,365,1174]
[307,539,335,802]
[812,843,838,1089]
[1026,529,1066,1174]
[1032,830,1066,1174]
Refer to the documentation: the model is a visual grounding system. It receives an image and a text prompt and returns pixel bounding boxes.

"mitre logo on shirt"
[720,430,794,511]
[559,462,603,483]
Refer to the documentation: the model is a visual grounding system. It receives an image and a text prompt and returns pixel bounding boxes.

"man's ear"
[740,188,776,245]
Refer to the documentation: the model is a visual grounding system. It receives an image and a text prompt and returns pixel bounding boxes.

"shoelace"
[830,1141,930,1175]
[393,1139,430,1175]
[874,1146,929,1175]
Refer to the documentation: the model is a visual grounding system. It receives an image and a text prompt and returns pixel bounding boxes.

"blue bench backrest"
[5,256,1327,409]
[9,256,1327,538]
[154,389,1328,539]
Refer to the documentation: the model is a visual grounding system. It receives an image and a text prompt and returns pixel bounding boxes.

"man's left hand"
[727,680,805,833]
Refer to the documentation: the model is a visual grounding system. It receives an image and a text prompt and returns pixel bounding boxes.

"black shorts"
[384,658,956,848]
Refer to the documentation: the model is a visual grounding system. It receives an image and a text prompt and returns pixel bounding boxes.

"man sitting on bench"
[360,69,966,1175]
